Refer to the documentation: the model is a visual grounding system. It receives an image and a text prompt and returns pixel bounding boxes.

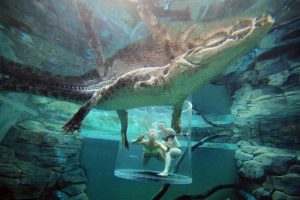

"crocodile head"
[185,15,274,64]
[169,14,274,97]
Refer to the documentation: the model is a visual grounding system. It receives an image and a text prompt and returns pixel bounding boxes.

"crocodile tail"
[0,56,95,102]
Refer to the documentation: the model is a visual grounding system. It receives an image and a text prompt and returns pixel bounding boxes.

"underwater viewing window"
[114,100,192,184]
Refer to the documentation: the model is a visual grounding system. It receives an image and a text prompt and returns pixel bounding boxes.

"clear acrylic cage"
[114,100,192,184]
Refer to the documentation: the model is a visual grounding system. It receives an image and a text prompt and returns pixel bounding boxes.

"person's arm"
[172,136,181,148]
[132,135,145,144]
[156,141,168,152]
[166,128,176,135]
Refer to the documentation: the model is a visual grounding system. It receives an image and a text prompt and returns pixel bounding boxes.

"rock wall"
[231,120,300,150]
[235,141,300,200]
[205,1,300,149]
[0,122,88,200]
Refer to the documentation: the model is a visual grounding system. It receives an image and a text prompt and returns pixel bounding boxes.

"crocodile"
[0,5,274,149]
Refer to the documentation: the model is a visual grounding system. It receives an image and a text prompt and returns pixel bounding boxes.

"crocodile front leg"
[63,91,102,134]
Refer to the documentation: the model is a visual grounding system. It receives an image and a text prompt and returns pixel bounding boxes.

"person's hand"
[132,135,144,143]
[182,132,190,137]
[166,139,173,147]
[176,132,189,137]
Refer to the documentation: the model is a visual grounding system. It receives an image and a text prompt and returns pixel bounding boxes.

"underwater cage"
[114,101,192,184]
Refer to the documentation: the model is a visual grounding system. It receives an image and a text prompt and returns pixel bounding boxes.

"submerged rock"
[0,145,15,163]
[0,122,87,199]
[272,191,300,200]
[0,163,21,178]
[235,150,253,162]
[254,153,296,175]
[71,192,89,200]
[235,144,300,199]
[268,174,300,196]
[58,168,87,188]
[253,187,271,199]
[289,165,300,173]
[239,160,265,179]
[14,160,58,186]
[62,184,87,197]
[0,177,20,191]
[240,145,259,154]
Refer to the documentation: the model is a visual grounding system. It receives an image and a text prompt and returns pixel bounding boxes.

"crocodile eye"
[231,19,252,33]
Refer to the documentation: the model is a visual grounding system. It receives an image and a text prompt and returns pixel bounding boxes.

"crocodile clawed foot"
[62,109,86,134]
[62,103,91,135]
[62,118,82,134]
[122,136,129,150]
[124,140,129,150]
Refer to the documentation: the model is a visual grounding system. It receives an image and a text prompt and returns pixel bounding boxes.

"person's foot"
[158,170,168,176]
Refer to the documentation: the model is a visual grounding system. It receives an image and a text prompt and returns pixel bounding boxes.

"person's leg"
[158,150,165,162]
[158,151,171,176]
[158,148,181,176]
[170,147,182,157]
[143,156,150,166]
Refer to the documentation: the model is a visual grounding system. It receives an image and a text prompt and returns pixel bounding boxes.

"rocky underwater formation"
[0,122,88,200]
[235,141,300,200]
[221,2,300,199]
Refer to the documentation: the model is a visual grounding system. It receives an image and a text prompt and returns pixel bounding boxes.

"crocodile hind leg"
[75,0,106,77]
[171,100,184,134]
[137,4,168,38]
[117,110,129,150]
[63,91,102,134]
[137,5,178,60]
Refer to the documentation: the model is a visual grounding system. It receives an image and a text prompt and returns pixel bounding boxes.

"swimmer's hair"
[148,129,158,138]
[158,122,166,129]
